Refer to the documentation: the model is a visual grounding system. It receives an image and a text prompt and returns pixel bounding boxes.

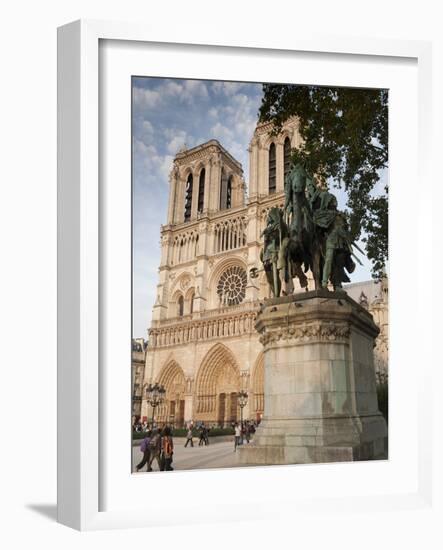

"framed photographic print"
[58,19,434,531]
[130,74,390,473]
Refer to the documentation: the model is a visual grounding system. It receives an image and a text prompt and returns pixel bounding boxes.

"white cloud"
[231,93,251,109]
[142,120,154,134]
[133,140,174,186]
[166,129,188,155]
[209,93,259,147]
[210,122,234,142]
[183,79,209,98]
[226,141,246,162]
[133,139,153,157]
[163,80,183,97]
[135,118,155,146]
[153,79,209,105]
[159,154,174,180]
[234,117,257,138]
[133,87,162,109]
[211,81,249,96]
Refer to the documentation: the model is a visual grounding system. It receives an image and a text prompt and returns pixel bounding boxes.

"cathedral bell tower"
[247,116,301,200]
[151,140,245,322]
[166,139,245,225]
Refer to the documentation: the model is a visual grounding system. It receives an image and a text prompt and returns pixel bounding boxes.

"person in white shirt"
[234,423,241,451]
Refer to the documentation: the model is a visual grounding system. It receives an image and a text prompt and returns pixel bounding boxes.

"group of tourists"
[135,425,174,472]
[184,422,210,447]
[134,417,261,470]
[234,421,256,451]
[133,419,153,433]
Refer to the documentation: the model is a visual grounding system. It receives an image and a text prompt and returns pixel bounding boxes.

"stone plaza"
[132,438,244,472]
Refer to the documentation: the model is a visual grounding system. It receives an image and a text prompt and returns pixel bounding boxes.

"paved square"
[132,438,250,472]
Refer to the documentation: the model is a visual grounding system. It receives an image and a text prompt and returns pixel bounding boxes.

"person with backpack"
[147,428,162,471]
[135,430,152,472]
[161,426,174,471]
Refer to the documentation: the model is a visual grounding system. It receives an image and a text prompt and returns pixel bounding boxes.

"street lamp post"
[238,390,248,443]
[146,383,166,427]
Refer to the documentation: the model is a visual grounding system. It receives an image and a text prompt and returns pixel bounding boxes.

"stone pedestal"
[239,290,388,465]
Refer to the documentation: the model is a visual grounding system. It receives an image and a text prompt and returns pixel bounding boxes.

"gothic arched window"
[268,143,276,194]
[197,169,205,213]
[184,173,193,222]
[189,291,195,314]
[283,137,291,184]
[177,295,184,317]
[226,175,232,209]
[219,172,233,210]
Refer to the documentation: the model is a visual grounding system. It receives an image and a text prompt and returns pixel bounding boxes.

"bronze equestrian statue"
[251,160,363,296]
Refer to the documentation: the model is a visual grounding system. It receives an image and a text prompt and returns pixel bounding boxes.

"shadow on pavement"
[26,503,57,522]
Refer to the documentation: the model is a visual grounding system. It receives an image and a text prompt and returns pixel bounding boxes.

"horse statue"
[282,162,313,291]
[252,204,310,298]
[252,160,364,296]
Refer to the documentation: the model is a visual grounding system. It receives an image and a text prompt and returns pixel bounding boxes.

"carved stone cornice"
[253,116,298,137]
[174,139,243,173]
[255,290,380,349]
[147,307,259,349]
[259,321,351,347]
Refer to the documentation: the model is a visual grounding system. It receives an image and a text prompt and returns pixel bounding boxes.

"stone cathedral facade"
[138,117,388,427]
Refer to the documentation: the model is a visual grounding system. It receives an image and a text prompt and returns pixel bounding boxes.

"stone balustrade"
[148,308,259,348]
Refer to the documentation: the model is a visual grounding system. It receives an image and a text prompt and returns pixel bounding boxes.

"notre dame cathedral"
[134,117,388,426]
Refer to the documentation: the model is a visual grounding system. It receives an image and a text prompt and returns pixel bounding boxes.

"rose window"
[217,266,247,306]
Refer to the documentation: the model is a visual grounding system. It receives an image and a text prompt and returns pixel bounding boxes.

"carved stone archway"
[194,343,240,426]
[155,360,187,427]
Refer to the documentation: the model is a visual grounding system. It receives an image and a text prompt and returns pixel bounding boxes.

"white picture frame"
[58,19,435,531]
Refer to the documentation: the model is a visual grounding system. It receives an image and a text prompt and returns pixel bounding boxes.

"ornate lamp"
[146,382,166,426]
[238,390,248,429]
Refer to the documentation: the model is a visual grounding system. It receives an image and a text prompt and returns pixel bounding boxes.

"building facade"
[132,338,147,419]
[139,117,388,427]
[345,277,389,377]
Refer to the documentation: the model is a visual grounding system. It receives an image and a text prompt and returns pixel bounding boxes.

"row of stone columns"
[141,390,264,426]
[149,314,256,347]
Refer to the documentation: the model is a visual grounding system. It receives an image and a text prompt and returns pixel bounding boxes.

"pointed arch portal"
[155,360,186,427]
[195,343,240,426]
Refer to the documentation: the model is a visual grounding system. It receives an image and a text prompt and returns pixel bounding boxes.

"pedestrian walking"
[234,423,241,451]
[198,424,207,446]
[161,426,174,471]
[244,423,251,444]
[147,428,162,471]
[135,430,151,472]
[184,426,194,447]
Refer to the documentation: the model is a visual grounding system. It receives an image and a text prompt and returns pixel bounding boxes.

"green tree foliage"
[259,84,388,279]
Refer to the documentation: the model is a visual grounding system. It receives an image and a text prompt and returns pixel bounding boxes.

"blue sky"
[132,77,382,338]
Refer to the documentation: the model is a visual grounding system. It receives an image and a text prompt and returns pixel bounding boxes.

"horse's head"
[287,162,308,194]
